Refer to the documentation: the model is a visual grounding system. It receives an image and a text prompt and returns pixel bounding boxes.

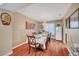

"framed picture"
[1,13,11,25]
[26,21,31,29]
[31,23,36,29]
[69,8,79,29]
[40,24,43,29]
[26,21,36,29]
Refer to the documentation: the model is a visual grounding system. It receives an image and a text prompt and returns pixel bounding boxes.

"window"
[70,20,79,28]
[43,23,55,35]
[69,9,79,29]
[66,8,79,29]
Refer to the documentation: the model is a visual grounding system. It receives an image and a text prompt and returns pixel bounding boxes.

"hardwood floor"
[11,39,69,56]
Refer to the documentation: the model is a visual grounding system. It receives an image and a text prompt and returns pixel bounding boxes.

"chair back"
[27,35,36,45]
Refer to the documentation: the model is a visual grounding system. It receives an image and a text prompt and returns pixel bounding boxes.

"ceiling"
[0,3,32,11]
[0,3,71,22]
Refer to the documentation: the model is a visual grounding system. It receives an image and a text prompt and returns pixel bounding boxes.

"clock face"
[1,13,11,25]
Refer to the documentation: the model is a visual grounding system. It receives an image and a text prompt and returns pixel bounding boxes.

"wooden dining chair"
[27,35,40,55]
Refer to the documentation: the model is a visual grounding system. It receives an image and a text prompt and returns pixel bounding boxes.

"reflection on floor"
[11,39,69,56]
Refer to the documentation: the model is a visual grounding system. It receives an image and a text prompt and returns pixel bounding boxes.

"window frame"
[66,8,79,29]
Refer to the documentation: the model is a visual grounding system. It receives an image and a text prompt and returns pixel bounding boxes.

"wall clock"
[1,13,11,25]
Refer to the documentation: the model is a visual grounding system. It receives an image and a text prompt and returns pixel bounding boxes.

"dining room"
[0,3,79,56]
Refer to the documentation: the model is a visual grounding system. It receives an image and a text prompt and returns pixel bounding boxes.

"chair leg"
[28,44,31,54]
[45,41,48,49]
[35,44,37,56]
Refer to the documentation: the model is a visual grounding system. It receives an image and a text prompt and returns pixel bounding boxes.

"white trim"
[3,42,27,56]
[4,50,13,56]
[12,42,27,49]
[66,45,73,56]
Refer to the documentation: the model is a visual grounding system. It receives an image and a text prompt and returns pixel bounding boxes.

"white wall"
[63,4,79,47]
[0,10,13,55]
[67,29,79,47]
[12,12,39,47]
[0,10,39,55]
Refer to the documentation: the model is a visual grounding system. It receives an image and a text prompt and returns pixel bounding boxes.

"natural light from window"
[43,23,55,35]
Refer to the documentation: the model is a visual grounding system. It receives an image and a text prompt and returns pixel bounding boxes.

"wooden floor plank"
[11,39,69,56]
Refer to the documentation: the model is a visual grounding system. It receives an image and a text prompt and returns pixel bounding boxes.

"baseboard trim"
[3,42,27,56]
[12,42,27,49]
[66,45,73,56]
[4,50,13,56]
